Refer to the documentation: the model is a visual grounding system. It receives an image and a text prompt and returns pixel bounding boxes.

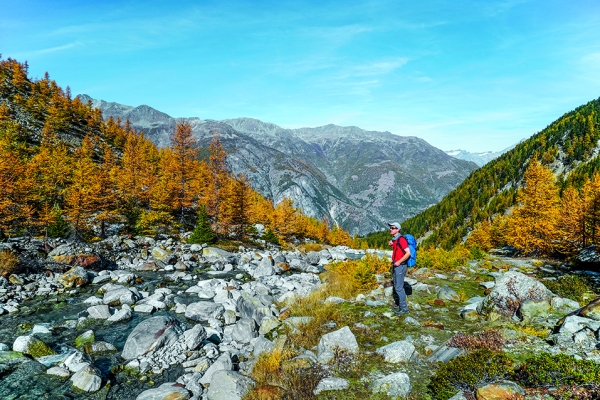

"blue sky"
[2,0,600,152]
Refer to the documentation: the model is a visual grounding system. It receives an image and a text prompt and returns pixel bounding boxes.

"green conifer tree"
[188,206,216,244]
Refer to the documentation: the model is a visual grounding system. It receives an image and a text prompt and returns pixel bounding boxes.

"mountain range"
[78,95,478,236]
[444,144,518,167]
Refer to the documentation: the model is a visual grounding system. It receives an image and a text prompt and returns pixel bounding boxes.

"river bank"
[1,235,600,399]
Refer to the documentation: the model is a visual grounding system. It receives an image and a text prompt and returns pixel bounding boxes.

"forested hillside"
[0,57,352,245]
[401,96,600,251]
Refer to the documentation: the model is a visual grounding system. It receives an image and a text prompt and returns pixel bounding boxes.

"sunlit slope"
[402,97,600,249]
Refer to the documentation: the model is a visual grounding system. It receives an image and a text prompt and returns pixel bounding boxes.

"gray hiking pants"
[392,263,408,312]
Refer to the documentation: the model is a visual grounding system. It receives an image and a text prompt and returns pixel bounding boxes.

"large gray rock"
[478,271,552,317]
[437,285,460,302]
[376,340,416,363]
[370,371,411,398]
[70,364,102,393]
[87,304,111,319]
[107,304,132,322]
[185,301,225,321]
[206,370,255,400]
[121,316,184,360]
[476,380,525,399]
[305,251,321,266]
[103,286,138,306]
[317,326,358,364]
[237,292,271,325]
[517,299,551,320]
[200,352,232,385]
[136,382,191,400]
[230,318,258,344]
[183,324,207,351]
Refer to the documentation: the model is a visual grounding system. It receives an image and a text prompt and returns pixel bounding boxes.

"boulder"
[121,316,184,360]
[478,271,552,317]
[57,266,90,289]
[75,330,95,348]
[230,318,258,344]
[13,335,55,358]
[476,380,525,399]
[369,372,411,398]
[200,352,232,385]
[183,324,207,351]
[47,366,70,378]
[87,304,111,319]
[206,370,255,400]
[237,292,271,325]
[136,382,190,400]
[376,340,416,363]
[517,299,551,320]
[70,364,102,392]
[107,304,132,322]
[437,285,460,301]
[185,301,225,321]
[317,326,358,364]
[83,341,117,355]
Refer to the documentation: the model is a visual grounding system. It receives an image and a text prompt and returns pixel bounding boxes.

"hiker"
[388,222,410,315]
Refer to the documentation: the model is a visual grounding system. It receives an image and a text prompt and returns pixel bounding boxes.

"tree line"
[0,56,353,246]
[468,159,600,257]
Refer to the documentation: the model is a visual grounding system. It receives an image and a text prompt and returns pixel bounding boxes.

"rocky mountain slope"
[79,95,478,235]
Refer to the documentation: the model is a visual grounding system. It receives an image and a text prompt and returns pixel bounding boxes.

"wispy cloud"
[353,58,409,76]
[11,42,82,59]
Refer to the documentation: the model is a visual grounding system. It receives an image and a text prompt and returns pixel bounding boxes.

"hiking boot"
[394,309,409,316]
[391,305,400,311]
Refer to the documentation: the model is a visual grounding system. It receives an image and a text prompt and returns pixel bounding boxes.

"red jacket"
[392,236,409,264]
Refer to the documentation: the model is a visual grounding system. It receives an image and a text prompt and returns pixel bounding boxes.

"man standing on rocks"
[388,222,410,316]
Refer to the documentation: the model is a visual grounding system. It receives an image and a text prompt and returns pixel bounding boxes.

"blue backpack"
[402,234,417,267]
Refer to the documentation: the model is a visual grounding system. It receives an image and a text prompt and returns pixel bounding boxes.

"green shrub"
[468,245,487,260]
[513,353,600,387]
[47,206,70,238]
[263,229,279,245]
[188,206,216,244]
[427,349,514,400]
[543,275,596,305]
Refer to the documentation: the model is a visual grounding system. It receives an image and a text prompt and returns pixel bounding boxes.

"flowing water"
[0,270,218,399]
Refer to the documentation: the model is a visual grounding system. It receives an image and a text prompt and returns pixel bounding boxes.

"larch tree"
[0,137,27,237]
[95,143,120,238]
[272,198,298,242]
[63,136,101,238]
[27,132,72,219]
[168,121,199,228]
[583,173,600,246]
[205,134,229,235]
[226,173,252,240]
[558,186,587,254]
[508,159,560,255]
[116,131,159,224]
